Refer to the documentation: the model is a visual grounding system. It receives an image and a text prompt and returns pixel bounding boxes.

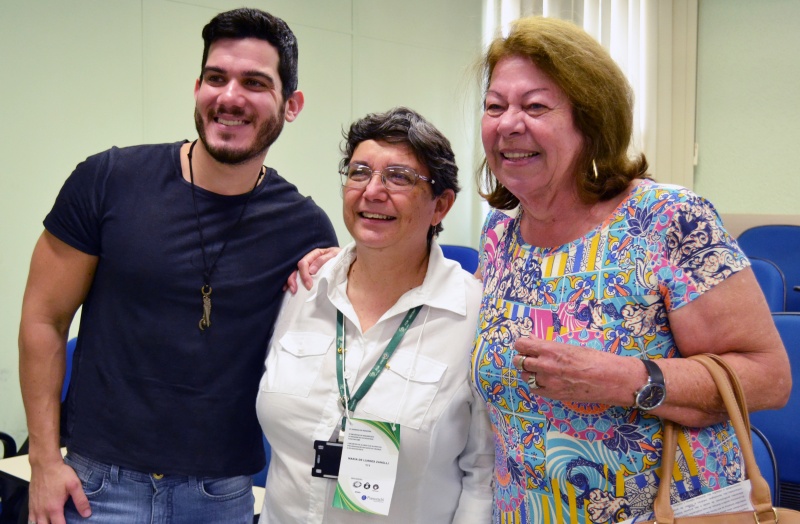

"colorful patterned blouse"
[471,180,749,523]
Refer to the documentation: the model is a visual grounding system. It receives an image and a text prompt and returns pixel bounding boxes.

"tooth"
[504,152,535,159]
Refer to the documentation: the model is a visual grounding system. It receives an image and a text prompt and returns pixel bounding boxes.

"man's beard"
[194,104,286,165]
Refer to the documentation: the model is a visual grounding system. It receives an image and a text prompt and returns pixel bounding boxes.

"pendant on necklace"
[199,285,212,330]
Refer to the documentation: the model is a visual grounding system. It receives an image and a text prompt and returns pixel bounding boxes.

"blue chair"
[1,336,76,521]
[62,337,77,402]
[440,244,479,274]
[737,225,800,312]
[750,312,800,510]
[252,434,271,487]
[14,337,78,458]
[751,426,780,505]
[750,257,786,312]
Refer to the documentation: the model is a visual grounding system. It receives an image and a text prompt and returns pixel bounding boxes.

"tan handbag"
[652,354,800,523]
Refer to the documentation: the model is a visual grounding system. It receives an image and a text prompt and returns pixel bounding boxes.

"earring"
[592,160,599,181]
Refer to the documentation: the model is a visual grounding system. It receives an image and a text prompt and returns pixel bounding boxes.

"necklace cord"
[187,140,264,287]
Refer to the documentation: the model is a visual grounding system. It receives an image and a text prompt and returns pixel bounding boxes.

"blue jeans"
[63,452,254,523]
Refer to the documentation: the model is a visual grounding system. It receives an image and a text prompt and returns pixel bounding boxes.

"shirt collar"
[315,241,471,319]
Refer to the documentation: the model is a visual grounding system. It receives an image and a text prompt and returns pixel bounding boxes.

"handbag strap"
[703,353,751,433]
[653,354,775,523]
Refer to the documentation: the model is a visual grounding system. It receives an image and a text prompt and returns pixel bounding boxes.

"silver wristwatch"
[633,359,666,411]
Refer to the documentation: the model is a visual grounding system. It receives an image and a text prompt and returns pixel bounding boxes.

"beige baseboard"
[720,214,800,239]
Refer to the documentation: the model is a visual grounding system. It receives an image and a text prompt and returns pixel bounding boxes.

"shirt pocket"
[261,332,333,397]
[358,350,448,430]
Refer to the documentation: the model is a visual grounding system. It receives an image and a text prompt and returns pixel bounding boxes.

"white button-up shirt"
[256,242,494,523]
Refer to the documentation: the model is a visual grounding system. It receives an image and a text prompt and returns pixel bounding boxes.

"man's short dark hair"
[200,8,299,102]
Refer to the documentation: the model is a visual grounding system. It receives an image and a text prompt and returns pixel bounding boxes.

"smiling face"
[481,55,585,203]
[194,37,302,164]
[342,140,454,256]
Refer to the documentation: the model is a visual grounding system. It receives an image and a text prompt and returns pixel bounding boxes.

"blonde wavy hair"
[479,16,649,210]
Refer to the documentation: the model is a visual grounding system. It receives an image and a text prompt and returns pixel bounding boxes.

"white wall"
[0,0,483,446]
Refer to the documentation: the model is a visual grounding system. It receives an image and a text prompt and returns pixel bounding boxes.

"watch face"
[637,383,666,410]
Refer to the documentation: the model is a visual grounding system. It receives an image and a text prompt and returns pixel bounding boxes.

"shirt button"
[344,371,353,380]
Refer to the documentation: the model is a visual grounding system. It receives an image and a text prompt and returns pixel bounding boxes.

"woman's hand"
[283,247,341,293]
[513,269,791,428]
[513,336,644,407]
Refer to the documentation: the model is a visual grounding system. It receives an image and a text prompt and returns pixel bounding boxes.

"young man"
[18,8,336,523]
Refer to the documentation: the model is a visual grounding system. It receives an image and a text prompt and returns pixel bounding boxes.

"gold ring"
[520,355,528,371]
[528,373,540,390]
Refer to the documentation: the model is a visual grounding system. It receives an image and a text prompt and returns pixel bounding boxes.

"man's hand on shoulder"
[284,247,341,293]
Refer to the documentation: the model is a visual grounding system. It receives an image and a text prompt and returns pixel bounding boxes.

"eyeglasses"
[339,163,434,192]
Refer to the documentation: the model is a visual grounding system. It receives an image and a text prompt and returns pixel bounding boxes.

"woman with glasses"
[255,107,493,523]
[290,19,791,523]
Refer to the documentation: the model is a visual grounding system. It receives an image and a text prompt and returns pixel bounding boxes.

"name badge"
[332,418,400,515]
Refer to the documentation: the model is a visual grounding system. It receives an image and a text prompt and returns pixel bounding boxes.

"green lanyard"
[335,306,422,430]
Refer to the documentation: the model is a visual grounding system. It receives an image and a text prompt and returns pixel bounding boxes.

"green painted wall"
[695,0,800,214]
[0,0,483,446]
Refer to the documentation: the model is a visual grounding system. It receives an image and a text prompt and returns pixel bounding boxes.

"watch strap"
[642,359,664,385]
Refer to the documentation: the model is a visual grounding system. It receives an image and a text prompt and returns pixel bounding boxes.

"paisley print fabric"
[472,180,749,523]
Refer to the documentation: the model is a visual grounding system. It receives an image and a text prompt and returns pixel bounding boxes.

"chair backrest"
[737,225,800,312]
[750,313,800,488]
[751,426,780,505]
[252,434,271,487]
[62,337,78,402]
[750,257,786,312]
[14,337,78,458]
[440,244,479,274]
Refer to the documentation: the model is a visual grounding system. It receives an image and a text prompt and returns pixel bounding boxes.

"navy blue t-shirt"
[45,142,337,476]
